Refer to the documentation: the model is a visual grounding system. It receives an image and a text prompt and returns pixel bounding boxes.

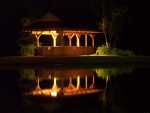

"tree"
[111,7,128,48]
[96,0,128,48]
[103,0,112,48]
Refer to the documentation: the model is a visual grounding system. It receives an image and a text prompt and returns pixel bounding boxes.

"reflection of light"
[51,90,57,97]
[33,88,41,95]
[42,89,51,96]
[89,75,95,88]
[68,77,75,89]
[28,74,103,97]
[33,76,41,95]
[76,75,80,89]
[85,75,88,89]
[51,77,60,97]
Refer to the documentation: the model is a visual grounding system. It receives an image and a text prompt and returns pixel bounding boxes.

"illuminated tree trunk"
[105,75,109,91]
[102,0,112,48]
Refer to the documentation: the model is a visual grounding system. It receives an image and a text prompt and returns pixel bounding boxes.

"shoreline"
[1,56,150,67]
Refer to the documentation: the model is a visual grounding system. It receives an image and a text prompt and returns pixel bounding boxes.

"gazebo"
[22,13,104,56]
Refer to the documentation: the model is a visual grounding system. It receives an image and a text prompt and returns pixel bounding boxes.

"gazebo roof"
[23,12,102,33]
[32,12,61,22]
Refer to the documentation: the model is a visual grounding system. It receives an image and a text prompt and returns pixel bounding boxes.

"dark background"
[0,0,149,56]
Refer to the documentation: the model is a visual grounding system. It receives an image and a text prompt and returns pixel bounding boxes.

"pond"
[0,64,149,113]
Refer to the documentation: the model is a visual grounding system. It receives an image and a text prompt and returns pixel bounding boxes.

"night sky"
[0,0,149,56]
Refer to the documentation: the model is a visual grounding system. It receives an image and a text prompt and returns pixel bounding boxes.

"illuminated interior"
[31,30,99,48]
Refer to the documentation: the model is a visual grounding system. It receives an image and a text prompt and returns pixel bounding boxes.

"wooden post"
[69,38,72,46]
[76,34,80,47]
[69,33,75,46]
[90,34,95,47]
[85,33,88,47]
[51,32,58,47]
[35,34,41,47]
[53,37,57,47]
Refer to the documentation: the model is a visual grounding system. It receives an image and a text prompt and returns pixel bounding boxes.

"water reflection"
[19,67,135,101]
[22,68,103,98]
[96,66,134,79]
[19,68,105,113]
[18,66,136,113]
[95,66,134,94]
[1,65,149,113]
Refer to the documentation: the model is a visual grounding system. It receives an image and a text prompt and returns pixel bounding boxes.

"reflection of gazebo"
[31,74,100,97]
[23,13,103,56]
[24,68,103,98]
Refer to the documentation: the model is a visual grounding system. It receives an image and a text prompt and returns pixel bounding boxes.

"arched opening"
[56,35,61,46]
[80,35,85,46]
[71,36,77,46]
[63,36,69,46]
[39,35,53,46]
[87,35,92,47]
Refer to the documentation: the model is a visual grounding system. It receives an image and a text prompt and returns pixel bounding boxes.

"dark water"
[0,65,149,113]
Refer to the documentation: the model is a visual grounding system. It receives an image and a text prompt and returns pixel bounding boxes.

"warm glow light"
[42,31,51,35]
[76,35,80,47]
[51,30,56,34]
[51,90,57,97]
[32,30,58,35]
[33,76,41,95]
[28,75,102,97]
[41,89,51,96]
[50,77,60,97]
[33,89,41,95]
[32,31,42,35]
